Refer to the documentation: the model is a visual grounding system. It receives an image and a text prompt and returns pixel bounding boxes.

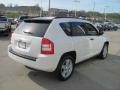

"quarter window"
[60,22,71,36]
[71,22,85,36]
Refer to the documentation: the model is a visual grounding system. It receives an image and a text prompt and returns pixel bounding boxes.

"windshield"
[0,17,7,22]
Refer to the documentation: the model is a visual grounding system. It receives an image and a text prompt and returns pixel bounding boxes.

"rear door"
[80,23,103,56]
[11,20,51,57]
[71,22,91,63]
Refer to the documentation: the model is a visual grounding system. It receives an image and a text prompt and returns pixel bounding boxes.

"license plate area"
[18,41,26,49]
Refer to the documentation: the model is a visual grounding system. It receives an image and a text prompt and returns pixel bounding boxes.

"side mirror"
[99,30,104,35]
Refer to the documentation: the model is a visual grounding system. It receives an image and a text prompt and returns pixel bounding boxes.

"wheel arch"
[105,41,109,46]
[60,51,76,63]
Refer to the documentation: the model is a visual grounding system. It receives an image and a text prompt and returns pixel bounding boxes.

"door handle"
[90,38,94,40]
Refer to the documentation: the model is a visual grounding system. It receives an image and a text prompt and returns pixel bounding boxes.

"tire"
[55,55,75,81]
[99,43,108,59]
[4,33,9,36]
[4,30,9,36]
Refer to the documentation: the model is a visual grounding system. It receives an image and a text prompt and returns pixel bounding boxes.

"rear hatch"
[11,19,52,58]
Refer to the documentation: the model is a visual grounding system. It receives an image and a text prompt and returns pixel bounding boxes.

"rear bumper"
[8,46,60,72]
[9,48,36,61]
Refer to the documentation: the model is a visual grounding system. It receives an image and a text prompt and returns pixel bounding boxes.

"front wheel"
[99,44,109,59]
[55,55,75,81]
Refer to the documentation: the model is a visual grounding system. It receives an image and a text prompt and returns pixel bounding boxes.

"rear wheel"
[99,43,108,59]
[55,55,75,81]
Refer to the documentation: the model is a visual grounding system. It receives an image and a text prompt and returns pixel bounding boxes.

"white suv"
[8,17,109,81]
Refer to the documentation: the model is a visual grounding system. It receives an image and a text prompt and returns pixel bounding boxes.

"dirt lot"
[0,30,120,90]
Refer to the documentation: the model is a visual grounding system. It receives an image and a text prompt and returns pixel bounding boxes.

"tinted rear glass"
[0,17,7,21]
[14,20,51,37]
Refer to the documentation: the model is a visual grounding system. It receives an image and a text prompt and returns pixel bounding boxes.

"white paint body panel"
[8,18,109,72]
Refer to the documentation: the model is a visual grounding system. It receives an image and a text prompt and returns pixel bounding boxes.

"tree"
[14,4,18,7]
[7,3,13,8]
[0,3,5,8]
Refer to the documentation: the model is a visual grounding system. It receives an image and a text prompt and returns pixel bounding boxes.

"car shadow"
[28,54,120,90]
[0,35,10,41]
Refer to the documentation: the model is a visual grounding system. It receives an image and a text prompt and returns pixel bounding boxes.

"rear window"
[14,20,51,37]
[0,17,7,22]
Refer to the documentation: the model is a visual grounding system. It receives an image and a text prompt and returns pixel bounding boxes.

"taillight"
[41,38,54,55]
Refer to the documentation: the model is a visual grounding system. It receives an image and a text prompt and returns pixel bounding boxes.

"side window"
[84,23,98,36]
[79,23,98,36]
[60,22,71,36]
[71,22,85,36]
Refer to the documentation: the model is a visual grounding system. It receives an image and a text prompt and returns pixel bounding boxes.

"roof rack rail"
[55,16,80,19]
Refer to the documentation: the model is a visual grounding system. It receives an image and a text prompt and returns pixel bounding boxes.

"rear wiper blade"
[23,31,33,34]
